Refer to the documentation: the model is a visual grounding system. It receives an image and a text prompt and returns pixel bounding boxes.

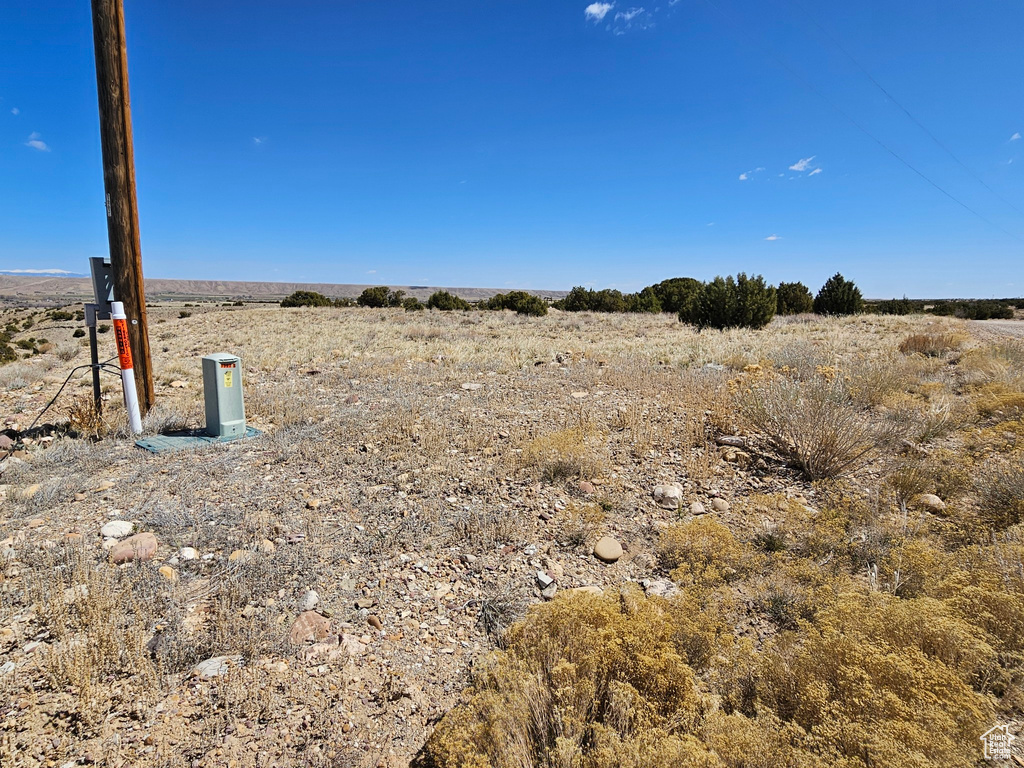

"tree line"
[280,275,1018,329]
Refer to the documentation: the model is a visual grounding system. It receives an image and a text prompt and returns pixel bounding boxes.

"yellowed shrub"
[523,426,607,483]
[974,381,1024,421]
[424,588,718,768]
[658,518,750,586]
[897,332,964,357]
[758,592,994,768]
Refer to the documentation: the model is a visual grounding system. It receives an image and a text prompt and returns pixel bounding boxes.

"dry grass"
[2,304,1022,767]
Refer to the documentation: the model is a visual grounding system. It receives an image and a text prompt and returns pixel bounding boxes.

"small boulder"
[715,435,746,448]
[578,481,595,495]
[109,532,158,564]
[689,501,707,516]
[100,520,133,539]
[653,484,684,510]
[593,536,623,563]
[912,493,946,513]
[178,547,198,561]
[289,611,331,644]
[710,498,730,513]
[298,589,320,612]
[194,655,242,678]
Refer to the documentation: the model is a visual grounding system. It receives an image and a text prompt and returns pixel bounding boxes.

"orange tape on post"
[113,318,133,371]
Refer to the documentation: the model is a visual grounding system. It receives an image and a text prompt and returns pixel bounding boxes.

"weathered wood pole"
[90,0,155,414]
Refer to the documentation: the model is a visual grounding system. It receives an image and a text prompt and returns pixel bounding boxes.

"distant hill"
[0,275,568,306]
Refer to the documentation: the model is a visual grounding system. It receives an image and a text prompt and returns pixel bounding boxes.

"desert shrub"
[775,282,813,315]
[757,592,993,768]
[740,371,902,480]
[559,501,606,547]
[403,297,426,311]
[72,328,85,338]
[974,381,1024,421]
[897,332,963,357]
[280,290,332,308]
[424,588,713,768]
[48,309,74,321]
[681,273,776,330]
[624,286,662,313]
[485,290,548,316]
[657,518,748,585]
[974,463,1024,531]
[875,296,915,315]
[357,286,405,308]
[929,300,1014,320]
[178,310,192,318]
[813,273,863,315]
[523,427,606,483]
[649,277,703,315]
[427,290,471,311]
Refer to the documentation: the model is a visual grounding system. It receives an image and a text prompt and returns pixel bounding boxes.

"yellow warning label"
[224,371,233,388]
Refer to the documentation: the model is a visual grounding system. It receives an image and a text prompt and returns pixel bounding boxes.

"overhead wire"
[701,0,1024,243]
[786,0,1024,220]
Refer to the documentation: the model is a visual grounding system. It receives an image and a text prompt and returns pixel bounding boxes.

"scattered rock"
[912,493,946,513]
[0,661,14,675]
[93,480,115,493]
[289,611,331,644]
[461,382,483,391]
[593,536,623,563]
[0,435,13,451]
[643,579,679,599]
[715,435,746,448]
[710,498,731,513]
[653,484,684,510]
[298,589,320,612]
[367,615,383,631]
[158,565,178,582]
[194,655,243,678]
[228,549,254,564]
[178,547,198,561]
[355,596,376,609]
[540,583,558,600]
[23,484,40,499]
[689,501,707,516]
[542,557,564,580]
[169,380,188,388]
[258,539,276,554]
[536,570,554,589]
[100,520,133,539]
[344,393,360,404]
[109,533,158,564]
[570,391,588,399]
[578,480,595,495]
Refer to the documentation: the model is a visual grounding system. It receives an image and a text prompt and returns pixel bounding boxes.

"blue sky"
[1,1,1021,298]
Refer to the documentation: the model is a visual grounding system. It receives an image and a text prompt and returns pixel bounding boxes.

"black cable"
[703,0,1024,243]
[25,360,122,434]
[786,0,1024,220]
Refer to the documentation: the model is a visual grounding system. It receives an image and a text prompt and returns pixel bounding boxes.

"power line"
[786,0,1024,220]
[702,0,1024,243]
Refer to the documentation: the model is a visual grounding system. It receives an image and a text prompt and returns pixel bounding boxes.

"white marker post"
[111,301,143,434]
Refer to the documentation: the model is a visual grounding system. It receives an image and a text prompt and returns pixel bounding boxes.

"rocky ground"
[0,304,1020,767]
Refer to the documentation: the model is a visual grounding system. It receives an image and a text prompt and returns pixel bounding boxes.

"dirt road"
[970,319,1024,340]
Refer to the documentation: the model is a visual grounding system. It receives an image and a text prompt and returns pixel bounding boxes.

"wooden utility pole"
[90,0,155,414]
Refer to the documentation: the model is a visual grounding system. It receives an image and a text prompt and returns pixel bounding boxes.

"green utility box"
[202,353,246,438]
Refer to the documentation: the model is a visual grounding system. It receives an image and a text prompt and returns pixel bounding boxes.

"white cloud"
[366,270,377,274]
[1011,132,1021,142]
[10,107,19,116]
[615,6,644,21]
[789,156,816,172]
[24,132,49,152]
[0,268,75,275]
[738,172,749,181]
[808,168,822,176]
[252,136,267,145]
[585,2,613,21]
[764,234,781,241]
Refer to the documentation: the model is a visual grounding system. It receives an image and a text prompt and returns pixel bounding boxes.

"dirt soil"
[0,304,1015,767]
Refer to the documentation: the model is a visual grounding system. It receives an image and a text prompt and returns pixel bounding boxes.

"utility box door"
[202,353,245,438]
